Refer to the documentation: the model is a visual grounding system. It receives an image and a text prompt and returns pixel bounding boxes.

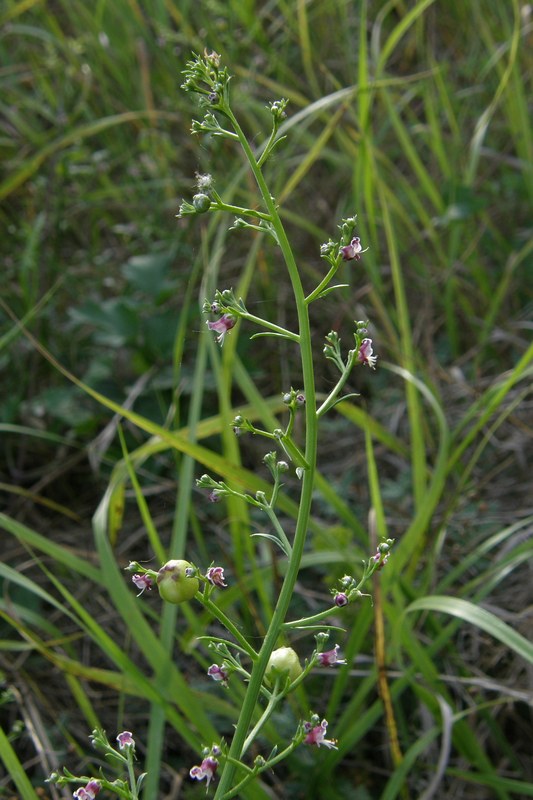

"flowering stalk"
[48,730,144,800]
[203,289,299,343]
[191,83,320,800]
[178,52,386,798]
[197,64,333,794]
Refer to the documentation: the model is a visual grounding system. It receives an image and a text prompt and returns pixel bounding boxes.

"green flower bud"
[157,559,199,604]
[193,193,211,213]
[265,646,302,685]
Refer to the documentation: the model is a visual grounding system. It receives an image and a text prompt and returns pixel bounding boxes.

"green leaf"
[404,595,533,665]
[251,532,291,558]
[0,725,41,800]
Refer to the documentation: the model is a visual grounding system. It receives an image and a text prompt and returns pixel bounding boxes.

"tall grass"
[1,0,532,798]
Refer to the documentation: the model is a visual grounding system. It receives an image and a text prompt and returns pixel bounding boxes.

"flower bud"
[193,193,211,213]
[265,646,302,685]
[334,592,348,607]
[157,559,199,604]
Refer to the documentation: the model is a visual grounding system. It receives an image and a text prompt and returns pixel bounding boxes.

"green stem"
[283,605,344,629]
[239,311,299,342]
[211,192,272,221]
[305,257,341,304]
[276,432,309,469]
[200,595,258,659]
[213,108,318,800]
[221,737,301,800]
[262,505,293,556]
[316,350,357,417]
[242,679,282,755]
[126,750,138,800]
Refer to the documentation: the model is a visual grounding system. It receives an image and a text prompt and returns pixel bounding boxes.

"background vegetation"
[1,0,532,798]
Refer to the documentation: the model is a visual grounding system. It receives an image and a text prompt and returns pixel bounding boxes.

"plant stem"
[262,505,293,557]
[213,110,318,799]
[241,679,282,755]
[200,595,258,659]
[239,311,300,342]
[316,350,357,417]
[305,258,341,304]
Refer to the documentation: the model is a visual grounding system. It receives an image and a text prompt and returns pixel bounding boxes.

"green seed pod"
[265,646,302,685]
[157,559,199,604]
[192,193,211,213]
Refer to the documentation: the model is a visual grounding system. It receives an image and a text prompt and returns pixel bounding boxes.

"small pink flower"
[206,566,227,587]
[116,731,135,750]
[207,313,236,345]
[207,664,229,685]
[340,236,366,261]
[132,574,153,595]
[73,782,100,800]
[303,719,338,749]
[316,644,347,667]
[334,592,348,607]
[190,755,218,787]
[371,549,390,569]
[357,338,377,369]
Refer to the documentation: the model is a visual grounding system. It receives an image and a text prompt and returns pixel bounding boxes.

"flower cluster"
[330,540,395,607]
[190,745,221,789]
[48,729,141,799]
[181,49,230,108]
[370,540,392,570]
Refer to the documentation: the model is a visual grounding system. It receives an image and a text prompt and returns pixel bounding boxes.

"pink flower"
[207,664,229,685]
[303,718,338,749]
[340,236,366,261]
[132,573,153,594]
[206,313,236,345]
[371,549,390,570]
[73,782,100,799]
[116,731,135,750]
[190,755,218,787]
[316,644,347,667]
[357,338,377,369]
[206,566,227,587]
